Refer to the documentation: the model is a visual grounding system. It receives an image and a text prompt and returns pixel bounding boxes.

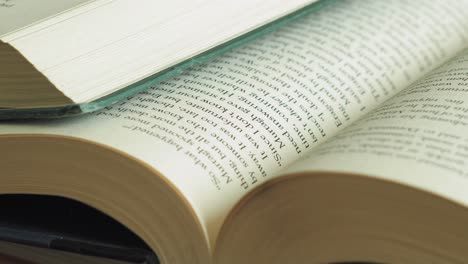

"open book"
[2,0,468,263]
[0,0,319,117]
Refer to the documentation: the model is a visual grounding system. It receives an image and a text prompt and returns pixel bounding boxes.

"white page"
[0,0,93,37]
[287,49,468,207]
[5,0,317,104]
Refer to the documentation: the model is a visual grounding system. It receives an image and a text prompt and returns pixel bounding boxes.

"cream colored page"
[288,49,468,206]
[0,0,93,37]
[6,0,316,103]
[2,0,467,248]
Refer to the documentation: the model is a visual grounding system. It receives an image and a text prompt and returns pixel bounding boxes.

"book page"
[2,0,468,248]
[288,49,468,206]
[4,0,318,103]
[0,0,93,37]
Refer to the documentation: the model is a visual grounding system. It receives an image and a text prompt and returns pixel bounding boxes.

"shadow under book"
[0,195,158,264]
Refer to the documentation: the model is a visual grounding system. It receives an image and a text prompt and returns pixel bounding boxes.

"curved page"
[0,0,327,119]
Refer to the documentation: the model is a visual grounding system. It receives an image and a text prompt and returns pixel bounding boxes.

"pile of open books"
[2,0,468,263]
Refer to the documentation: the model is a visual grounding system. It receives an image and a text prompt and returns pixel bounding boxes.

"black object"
[0,195,159,264]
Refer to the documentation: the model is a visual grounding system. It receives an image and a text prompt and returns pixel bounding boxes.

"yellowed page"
[288,49,468,206]
[2,0,468,250]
